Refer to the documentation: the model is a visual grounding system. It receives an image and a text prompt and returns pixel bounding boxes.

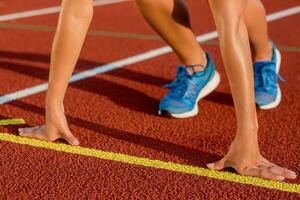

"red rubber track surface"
[0,0,299,199]
[0,0,61,14]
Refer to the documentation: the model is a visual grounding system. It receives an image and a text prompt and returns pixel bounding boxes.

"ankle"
[236,123,259,138]
[184,53,207,74]
[253,43,272,62]
[186,64,206,74]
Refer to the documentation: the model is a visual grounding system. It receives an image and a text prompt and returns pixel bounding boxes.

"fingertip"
[64,133,79,146]
[291,175,297,180]
[71,137,80,146]
[288,170,297,176]
[207,163,215,169]
[284,169,297,179]
[19,131,25,136]
[67,136,79,146]
[277,176,285,181]
[288,173,297,180]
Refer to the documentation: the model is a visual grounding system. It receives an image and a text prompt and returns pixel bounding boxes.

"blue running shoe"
[254,43,285,109]
[159,53,220,118]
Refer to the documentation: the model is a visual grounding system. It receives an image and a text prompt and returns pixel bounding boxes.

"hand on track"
[18,109,79,146]
[207,136,297,181]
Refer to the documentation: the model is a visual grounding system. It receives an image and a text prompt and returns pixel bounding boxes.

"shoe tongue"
[255,60,270,65]
[177,65,190,75]
[255,58,276,65]
[177,65,206,76]
[254,60,274,70]
[177,65,187,71]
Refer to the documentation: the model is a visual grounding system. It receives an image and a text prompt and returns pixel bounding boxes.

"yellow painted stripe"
[0,132,299,194]
[0,119,25,126]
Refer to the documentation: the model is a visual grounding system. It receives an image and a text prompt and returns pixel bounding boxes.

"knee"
[134,0,154,7]
[135,0,171,11]
[209,0,246,29]
[63,0,94,20]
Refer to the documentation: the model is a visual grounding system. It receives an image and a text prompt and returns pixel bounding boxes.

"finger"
[268,165,286,176]
[18,128,24,133]
[32,126,42,131]
[18,127,38,135]
[207,159,225,170]
[19,126,42,133]
[18,127,33,133]
[283,168,297,179]
[63,132,80,146]
[19,130,49,141]
[266,165,297,180]
[243,166,285,181]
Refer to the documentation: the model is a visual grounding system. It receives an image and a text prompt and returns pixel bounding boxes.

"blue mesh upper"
[159,53,216,114]
[254,43,284,106]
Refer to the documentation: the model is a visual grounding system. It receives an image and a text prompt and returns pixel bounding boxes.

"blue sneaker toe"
[255,91,276,106]
[158,52,219,118]
[159,97,192,114]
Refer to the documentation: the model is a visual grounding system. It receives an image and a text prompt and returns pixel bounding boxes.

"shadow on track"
[0,51,159,115]
[6,100,221,168]
[0,50,233,111]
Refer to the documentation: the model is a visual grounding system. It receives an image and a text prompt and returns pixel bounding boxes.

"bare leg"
[206,0,296,181]
[18,0,94,145]
[134,0,207,71]
[245,0,272,61]
[135,0,272,65]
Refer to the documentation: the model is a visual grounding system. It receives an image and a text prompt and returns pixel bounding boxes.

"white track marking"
[0,32,216,104]
[267,5,300,21]
[0,6,300,104]
[0,0,129,22]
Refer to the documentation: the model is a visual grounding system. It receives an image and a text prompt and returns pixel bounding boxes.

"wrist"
[231,131,260,155]
[236,119,259,136]
[46,98,63,113]
[235,125,258,142]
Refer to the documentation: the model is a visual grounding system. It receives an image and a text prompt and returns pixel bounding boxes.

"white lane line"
[0,6,299,104]
[267,5,300,21]
[0,0,129,22]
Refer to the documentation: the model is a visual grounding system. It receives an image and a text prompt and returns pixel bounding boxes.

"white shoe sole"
[159,71,221,118]
[258,48,282,110]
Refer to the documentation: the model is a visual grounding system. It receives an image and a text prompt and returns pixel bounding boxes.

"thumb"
[63,132,80,146]
[207,159,225,170]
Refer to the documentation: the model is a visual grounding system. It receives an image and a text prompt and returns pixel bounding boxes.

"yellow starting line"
[0,119,25,125]
[0,133,299,194]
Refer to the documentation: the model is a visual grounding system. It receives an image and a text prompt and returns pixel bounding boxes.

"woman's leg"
[135,0,272,64]
[135,0,221,118]
[18,0,94,145]
[244,0,272,61]
[207,0,296,181]
[244,0,283,109]
[134,0,206,69]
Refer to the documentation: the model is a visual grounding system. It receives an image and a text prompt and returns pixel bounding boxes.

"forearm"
[208,0,258,137]
[47,0,93,109]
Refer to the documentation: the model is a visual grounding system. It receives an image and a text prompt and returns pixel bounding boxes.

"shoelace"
[163,64,206,98]
[164,66,190,98]
[254,62,285,92]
